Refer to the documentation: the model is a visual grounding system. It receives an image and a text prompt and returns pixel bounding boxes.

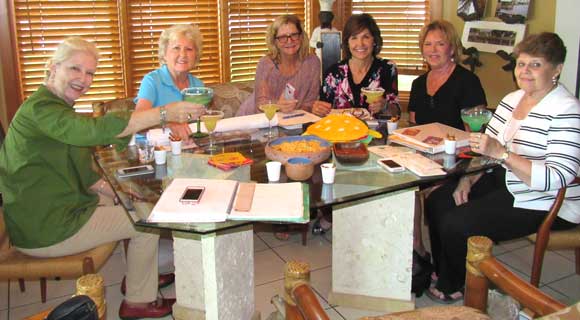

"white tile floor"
[2,223,579,320]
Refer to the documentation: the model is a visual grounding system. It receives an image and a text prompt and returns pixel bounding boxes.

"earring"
[552,76,558,85]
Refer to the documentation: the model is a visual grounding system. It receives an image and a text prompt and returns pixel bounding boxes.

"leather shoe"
[119,298,176,320]
[120,273,175,295]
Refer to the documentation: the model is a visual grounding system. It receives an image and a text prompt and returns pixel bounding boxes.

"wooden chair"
[0,208,118,303]
[285,236,574,320]
[527,177,580,287]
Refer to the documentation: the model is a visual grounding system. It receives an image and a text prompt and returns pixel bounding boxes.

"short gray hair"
[158,24,203,66]
[44,37,99,83]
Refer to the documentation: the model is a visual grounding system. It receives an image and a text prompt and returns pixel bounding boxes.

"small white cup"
[170,140,182,155]
[154,149,167,165]
[320,163,336,184]
[386,121,398,134]
[321,183,334,201]
[266,161,282,182]
[444,139,457,155]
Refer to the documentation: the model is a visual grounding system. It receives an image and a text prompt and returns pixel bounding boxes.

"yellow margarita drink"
[260,103,279,120]
[361,87,385,104]
[202,115,220,132]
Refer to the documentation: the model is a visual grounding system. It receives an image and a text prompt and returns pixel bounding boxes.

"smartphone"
[180,186,206,204]
[116,165,154,178]
[377,158,405,173]
[284,83,296,100]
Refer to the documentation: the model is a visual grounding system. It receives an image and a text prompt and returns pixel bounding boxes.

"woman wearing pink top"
[237,14,321,116]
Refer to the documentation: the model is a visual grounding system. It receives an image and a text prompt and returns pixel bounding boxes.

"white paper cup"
[320,163,336,184]
[266,161,282,182]
[321,183,334,201]
[444,139,457,155]
[386,121,398,134]
[154,149,167,165]
[170,140,182,155]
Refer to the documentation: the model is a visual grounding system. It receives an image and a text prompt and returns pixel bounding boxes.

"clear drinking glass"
[461,105,492,156]
[200,110,224,152]
[181,87,214,138]
[258,102,280,139]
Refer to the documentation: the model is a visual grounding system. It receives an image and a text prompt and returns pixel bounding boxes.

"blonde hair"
[44,37,99,83]
[158,24,203,66]
[265,15,310,64]
[419,19,462,63]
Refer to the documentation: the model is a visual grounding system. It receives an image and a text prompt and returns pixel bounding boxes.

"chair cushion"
[360,306,490,320]
[208,81,254,118]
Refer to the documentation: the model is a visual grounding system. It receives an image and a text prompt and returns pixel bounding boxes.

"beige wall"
[443,0,556,108]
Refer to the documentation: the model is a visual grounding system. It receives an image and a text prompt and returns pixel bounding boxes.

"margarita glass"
[361,87,385,104]
[200,110,224,152]
[181,87,214,138]
[259,102,280,139]
[461,106,492,155]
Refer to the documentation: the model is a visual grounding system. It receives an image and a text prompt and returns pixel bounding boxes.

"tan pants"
[17,196,160,303]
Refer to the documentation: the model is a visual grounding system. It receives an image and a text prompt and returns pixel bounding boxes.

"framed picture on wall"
[457,0,487,21]
[495,0,531,24]
[462,21,527,53]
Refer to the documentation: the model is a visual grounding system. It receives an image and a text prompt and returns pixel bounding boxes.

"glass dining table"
[94,126,497,319]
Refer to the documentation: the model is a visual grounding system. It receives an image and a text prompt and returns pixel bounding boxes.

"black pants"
[425,167,578,294]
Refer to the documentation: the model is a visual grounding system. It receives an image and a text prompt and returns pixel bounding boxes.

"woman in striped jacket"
[424,32,580,304]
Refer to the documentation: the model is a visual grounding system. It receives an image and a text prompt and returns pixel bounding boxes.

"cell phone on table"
[116,165,154,178]
[377,158,405,173]
[180,186,206,204]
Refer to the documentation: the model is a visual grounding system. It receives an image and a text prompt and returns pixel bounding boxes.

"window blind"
[226,0,310,82]
[127,0,221,96]
[13,0,124,109]
[351,0,429,73]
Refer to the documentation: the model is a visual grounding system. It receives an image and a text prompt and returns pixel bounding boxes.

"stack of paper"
[277,111,320,129]
[148,178,305,223]
[391,123,469,154]
[189,113,277,133]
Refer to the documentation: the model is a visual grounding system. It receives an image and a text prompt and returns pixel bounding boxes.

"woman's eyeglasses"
[275,32,301,43]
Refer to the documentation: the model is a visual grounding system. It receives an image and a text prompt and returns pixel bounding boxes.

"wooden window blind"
[226,0,310,82]
[127,0,221,96]
[351,0,430,73]
[12,0,124,109]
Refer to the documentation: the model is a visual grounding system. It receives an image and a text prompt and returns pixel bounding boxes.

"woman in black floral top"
[312,13,398,117]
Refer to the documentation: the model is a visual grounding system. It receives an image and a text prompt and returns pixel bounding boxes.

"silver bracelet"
[159,106,167,128]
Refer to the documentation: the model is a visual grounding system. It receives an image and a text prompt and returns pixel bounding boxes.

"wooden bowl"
[285,157,314,181]
[265,135,331,165]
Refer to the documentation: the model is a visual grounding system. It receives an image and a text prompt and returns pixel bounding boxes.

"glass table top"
[94,127,497,234]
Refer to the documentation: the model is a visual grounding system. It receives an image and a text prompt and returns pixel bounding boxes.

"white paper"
[391,122,469,154]
[148,178,238,223]
[229,182,303,220]
[188,113,278,133]
[277,110,320,127]
[390,153,446,177]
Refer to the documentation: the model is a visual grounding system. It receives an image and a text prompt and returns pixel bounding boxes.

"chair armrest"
[465,236,566,317]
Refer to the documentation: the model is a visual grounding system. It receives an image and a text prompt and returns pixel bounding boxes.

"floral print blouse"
[320,57,398,110]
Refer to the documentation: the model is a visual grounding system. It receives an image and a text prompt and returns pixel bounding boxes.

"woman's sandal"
[274,232,290,241]
[425,287,464,304]
[312,217,332,235]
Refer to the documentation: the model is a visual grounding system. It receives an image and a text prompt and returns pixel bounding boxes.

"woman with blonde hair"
[237,14,321,115]
[135,24,205,141]
[0,37,203,318]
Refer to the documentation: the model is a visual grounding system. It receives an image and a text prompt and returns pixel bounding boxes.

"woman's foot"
[119,298,176,319]
[312,217,332,235]
[426,287,463,304]
[274,232,290,241]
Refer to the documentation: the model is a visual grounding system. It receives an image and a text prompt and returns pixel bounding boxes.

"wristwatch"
[159,106,167,128]
[499,148,510,163]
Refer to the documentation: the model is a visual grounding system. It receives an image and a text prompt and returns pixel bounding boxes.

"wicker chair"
[0,208,118,303]
[527,177,580,287]
[285,235,575,320]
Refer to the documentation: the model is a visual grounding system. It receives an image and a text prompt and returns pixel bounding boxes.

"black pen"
[282,113,306,119]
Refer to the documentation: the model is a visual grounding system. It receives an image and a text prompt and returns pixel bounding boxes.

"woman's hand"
[452,176,473,206]
[166,101,205,123]
[277,97,298,113]
[469,132,504,159]
[368,97,386,115]
[168,122,192,142]
[312,100,332,117]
